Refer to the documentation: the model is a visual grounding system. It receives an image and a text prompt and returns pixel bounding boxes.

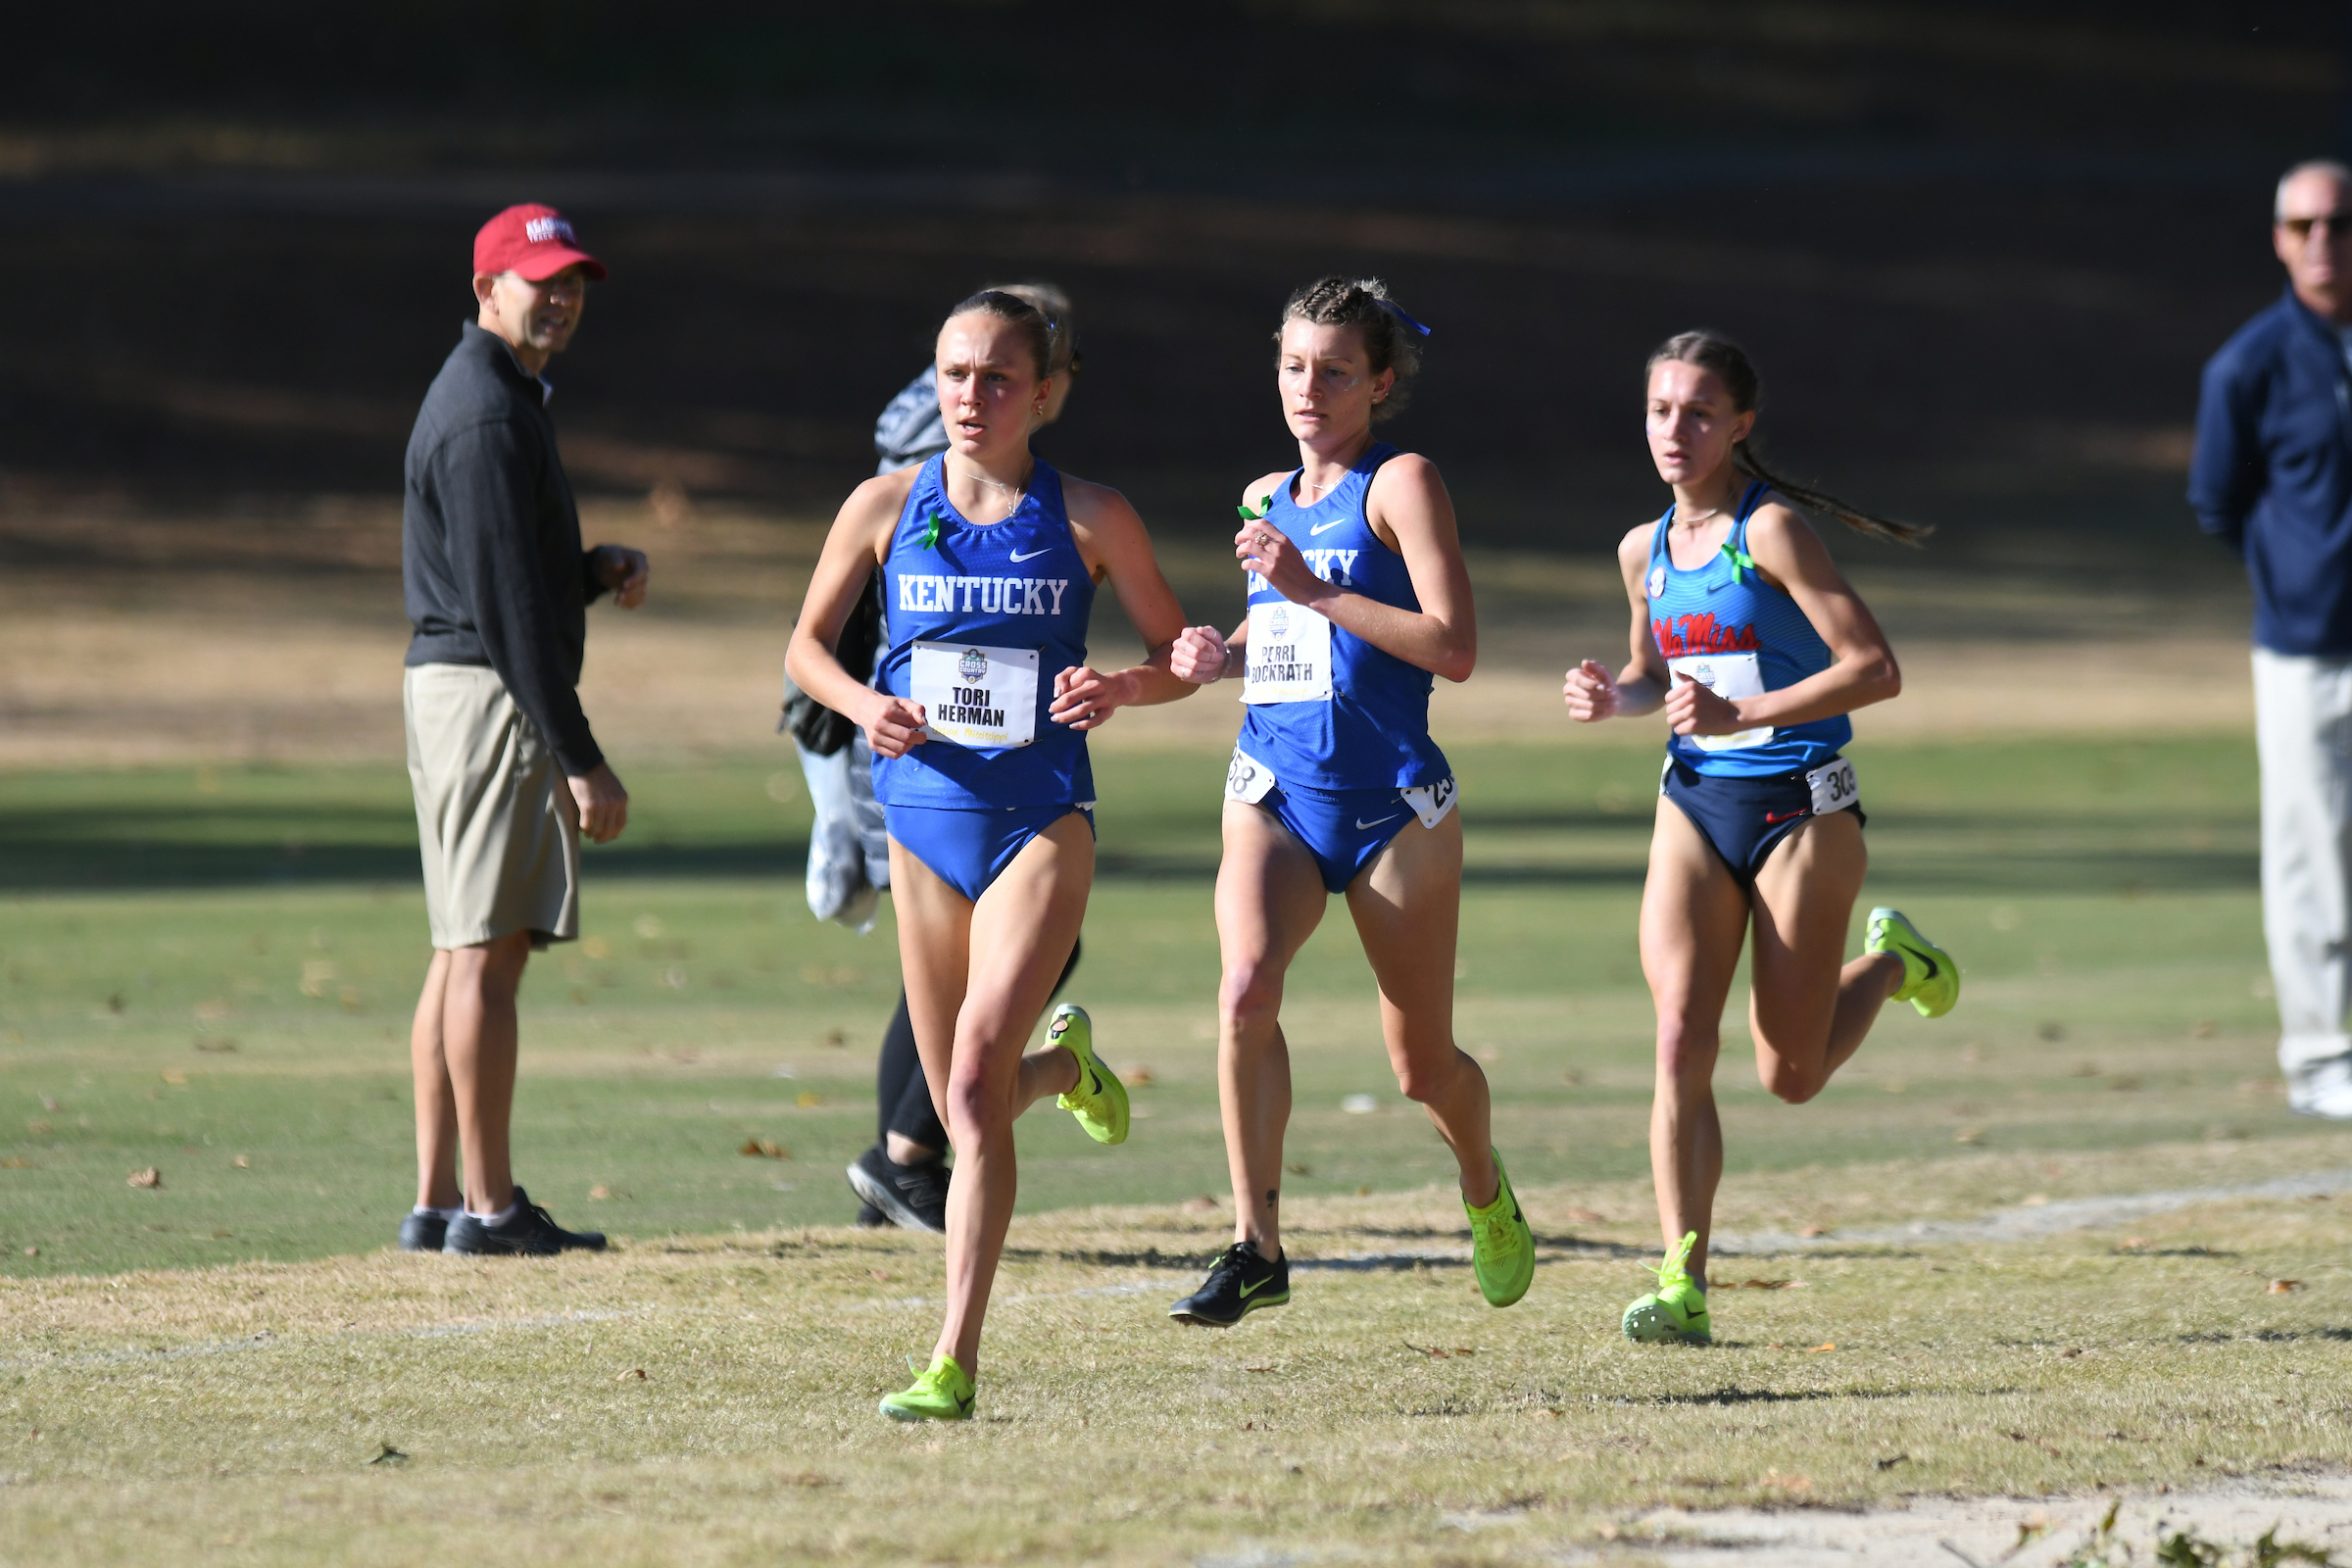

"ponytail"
[1648,330,1932,547]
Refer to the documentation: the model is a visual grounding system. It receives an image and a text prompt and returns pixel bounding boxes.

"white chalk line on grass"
[1710,1167,2352,1255]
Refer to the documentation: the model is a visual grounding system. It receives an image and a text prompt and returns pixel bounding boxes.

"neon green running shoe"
[1622,1231,1711,1345]
[1465,1150,1535,1308]
[1050,1004,1128,1145]
[878,1352,974,1422]
[1866,906,1959,1019]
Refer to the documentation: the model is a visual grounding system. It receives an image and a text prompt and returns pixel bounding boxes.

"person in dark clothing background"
[400,203,651,1254]
[2190,159,2352,1120]
[783,282,1084,1232]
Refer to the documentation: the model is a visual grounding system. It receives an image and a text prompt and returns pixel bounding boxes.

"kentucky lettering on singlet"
[896,574,1073,616]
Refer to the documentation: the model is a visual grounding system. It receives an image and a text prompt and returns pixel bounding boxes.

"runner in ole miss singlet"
[1563,329,1961,1348]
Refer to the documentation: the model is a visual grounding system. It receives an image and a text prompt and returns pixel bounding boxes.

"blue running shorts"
[1660,756,1864,888]
[1250,777,1457,895]
[884,803,1095,904]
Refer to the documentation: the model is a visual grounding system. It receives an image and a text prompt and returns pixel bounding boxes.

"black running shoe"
[441,1185,607,1256]
[854,1201,889,1228]
[398,1210,448,1252]
[1169,1241,1290,1327]
[846,1146,949,1234]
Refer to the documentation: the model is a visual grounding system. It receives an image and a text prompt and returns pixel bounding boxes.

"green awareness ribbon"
[1720,541,1757,585]
[1236,494,1273,522]
[917,511,945,551]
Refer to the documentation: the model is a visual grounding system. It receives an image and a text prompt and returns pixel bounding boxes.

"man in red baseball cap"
[397,203,647,1257]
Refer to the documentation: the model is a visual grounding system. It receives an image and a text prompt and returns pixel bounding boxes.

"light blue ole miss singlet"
[1645,480,1849,778]
[871,455,1097,898]
[1225,443,1457,894]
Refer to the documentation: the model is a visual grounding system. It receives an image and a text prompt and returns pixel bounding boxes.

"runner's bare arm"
[1707,503,1900,730]
[784,470,930,758]
[1565,524,1671,723]
[1238,455,1475,683]
[1054,478,1201,727]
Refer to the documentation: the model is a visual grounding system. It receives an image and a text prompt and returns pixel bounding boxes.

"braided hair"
[1279,275,1424,422]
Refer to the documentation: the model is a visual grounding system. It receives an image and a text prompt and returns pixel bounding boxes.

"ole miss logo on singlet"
[1652,612,1760,659]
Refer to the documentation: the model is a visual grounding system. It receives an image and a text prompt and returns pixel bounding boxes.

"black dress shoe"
[442,1185,607,1256]
[399,1210,449,1252]
[845,1146,949,1233]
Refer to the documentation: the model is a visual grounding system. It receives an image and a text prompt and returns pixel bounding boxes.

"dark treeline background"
[0,2,2344,546]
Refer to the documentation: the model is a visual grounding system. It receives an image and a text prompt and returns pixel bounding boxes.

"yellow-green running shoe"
[1622,1231,1711,1345]
[1465,1150,1535,1308]
[1051,1004,1129,1146]
[878,1352,974,1422]
[1866,906,1959,1019]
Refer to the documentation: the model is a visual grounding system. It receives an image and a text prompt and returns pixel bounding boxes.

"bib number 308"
[1805,758,1858,815]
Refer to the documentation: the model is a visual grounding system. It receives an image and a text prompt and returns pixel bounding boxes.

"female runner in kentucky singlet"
[1563,330,1960,1346]
[787,290,1203,1420]
[1162,276,1536,1327]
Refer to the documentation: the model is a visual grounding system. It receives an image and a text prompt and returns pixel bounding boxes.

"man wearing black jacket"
[399,204,649,1254]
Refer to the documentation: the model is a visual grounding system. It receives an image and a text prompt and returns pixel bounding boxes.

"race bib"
[1242,598,1333,705]
[909,640,1038,749]
[1666,651,1773,752]
[1400,776,1459,829]
[1806,757,1859,815]
[1224,746,1278,806]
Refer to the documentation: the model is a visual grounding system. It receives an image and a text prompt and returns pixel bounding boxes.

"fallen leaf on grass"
[1243,1365,1275,1374]
[2116,1237,2150,1251]
[1798,1225,1830,1238]
[1720,1278,1803,1291]
[1403,1343,1475,1359]
[1284,1161,1310,1176]
[1563,1207,1605,1224]
[615,1368,647,1381]
[0,1158,29,1169]
[1760,1472,1812,1493]
[1125,1066,1155,1086]
[1953,1128,1984,1146]
[738,1138,790,1159]
[2270,1278,2304,1293]
[1181,1196,1220,1212]
[231,1155,250,1169]
[588,1185,612,1200]
[127,1167,162,1189]
[782,1471,834,1488]
[1803,1343,1836,1353]
[1873,1454,1908,1470]
[796,1092,824,1108]
[369,1445,408,1465]
[20,1246,34,1257]
[868,1269,890,1282]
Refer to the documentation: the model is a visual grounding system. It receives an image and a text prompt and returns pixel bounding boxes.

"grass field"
[4,732,2347,1565]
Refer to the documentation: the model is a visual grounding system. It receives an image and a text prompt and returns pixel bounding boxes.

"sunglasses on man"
[2280,212,2352,240]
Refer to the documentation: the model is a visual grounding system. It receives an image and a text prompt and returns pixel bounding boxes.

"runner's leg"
[1746,810,1899,1102]
[893,815,1093,1377]
[1641,799,1748,1288]
[1346,810,1497,1205]
[1213,801,1330,1261]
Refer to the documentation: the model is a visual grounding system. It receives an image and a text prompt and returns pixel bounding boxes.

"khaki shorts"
[404,662,580,950]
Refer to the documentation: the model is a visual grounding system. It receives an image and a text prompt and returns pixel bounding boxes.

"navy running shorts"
[884,802,1095,903]
[1660,756,1864,888]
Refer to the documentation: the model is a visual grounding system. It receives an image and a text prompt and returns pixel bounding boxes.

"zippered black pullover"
[402,322,607,774]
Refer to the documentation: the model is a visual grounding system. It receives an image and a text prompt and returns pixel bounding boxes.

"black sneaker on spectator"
[398,1210,449,1252]
[845,1145,949,1233]
[854,1201,889,1228]
[441,1185,607,1256]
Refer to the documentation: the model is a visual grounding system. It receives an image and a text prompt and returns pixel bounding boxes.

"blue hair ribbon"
[1377,299,1433,337]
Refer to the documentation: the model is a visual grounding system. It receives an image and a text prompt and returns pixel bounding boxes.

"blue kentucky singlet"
[1236,442,1451,791]
[1646,480,1850,777]
[872,455,1098,809]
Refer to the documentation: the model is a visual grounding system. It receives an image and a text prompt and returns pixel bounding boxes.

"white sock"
[414,1204,460,1221]
[468,1201,519,1227]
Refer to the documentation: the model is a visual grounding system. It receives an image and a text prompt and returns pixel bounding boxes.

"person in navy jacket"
[2190,158,2352,1118]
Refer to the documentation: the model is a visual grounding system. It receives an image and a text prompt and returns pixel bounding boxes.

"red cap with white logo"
[471,204,608,282]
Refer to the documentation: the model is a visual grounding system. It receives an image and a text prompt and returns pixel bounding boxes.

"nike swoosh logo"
[1764,808,1807,823]
[956,1393,974,1415]
[1238,1277,1273,1298]
[1917,952,1940,980]
[1007,547,1052,563]
[1355,814,1399,830]
[1308,518,1348,536]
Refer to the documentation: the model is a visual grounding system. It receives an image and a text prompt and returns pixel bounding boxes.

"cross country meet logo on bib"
[1646,564,1667,600]
[958,648,989,681]
[1265,605,1290,636]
